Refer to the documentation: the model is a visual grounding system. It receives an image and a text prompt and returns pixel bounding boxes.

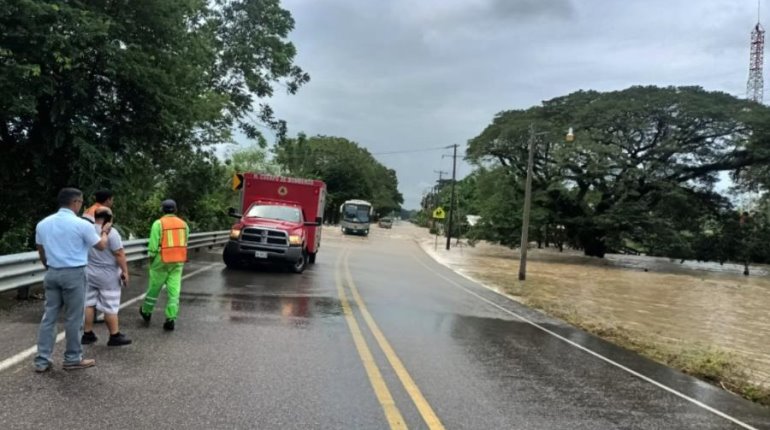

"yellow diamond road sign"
[232,173,244,191]
[433,207,446,219]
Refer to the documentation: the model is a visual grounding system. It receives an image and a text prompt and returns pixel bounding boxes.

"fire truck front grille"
[241,228,289,246]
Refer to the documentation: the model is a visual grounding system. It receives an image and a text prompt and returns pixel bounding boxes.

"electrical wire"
[370,145,460,156]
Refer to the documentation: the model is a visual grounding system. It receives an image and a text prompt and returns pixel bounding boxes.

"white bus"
[340,199,373,236]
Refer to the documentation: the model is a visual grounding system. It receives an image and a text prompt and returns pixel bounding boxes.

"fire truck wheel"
[223,248,242,269]
[290,251,307,274]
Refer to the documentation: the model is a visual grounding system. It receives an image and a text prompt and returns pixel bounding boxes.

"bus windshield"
[343,204,370,223]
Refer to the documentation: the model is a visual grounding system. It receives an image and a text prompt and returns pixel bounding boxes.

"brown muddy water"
[413,226,770,388]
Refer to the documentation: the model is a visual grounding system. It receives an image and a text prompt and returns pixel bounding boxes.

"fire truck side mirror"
[227,207,242,218]
[304,217,322,227]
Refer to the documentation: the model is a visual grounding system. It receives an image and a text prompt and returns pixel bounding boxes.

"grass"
[509,289,770,407]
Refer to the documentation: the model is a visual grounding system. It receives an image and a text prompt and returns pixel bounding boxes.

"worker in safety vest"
[83,190,114,223]
[139,199,189,331]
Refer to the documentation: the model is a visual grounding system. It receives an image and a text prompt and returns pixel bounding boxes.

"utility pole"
[446,144,458,251]
[518,125,536,280]
[433,170,447,202]
[517,125,573,280]
[432,170,447,221]
[429,170,448,237]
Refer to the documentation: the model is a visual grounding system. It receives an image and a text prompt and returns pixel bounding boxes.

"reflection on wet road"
[0,225,768,429]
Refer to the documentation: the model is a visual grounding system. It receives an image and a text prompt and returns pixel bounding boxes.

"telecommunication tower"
[747,1,765,103]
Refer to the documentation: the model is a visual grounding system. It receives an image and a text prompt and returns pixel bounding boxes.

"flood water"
[417,227,770,388]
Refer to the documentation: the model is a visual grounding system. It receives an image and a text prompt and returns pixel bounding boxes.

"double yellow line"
[335,249,445,430]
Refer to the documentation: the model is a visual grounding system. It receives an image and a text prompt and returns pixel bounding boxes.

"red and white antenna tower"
[747,0,765,103]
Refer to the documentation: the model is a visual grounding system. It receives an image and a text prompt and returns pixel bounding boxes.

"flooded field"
[414,225,770,390]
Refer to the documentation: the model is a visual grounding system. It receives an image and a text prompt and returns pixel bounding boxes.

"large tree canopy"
[274,135,404,221]
[0,0,307,251]
[467,86,770,257]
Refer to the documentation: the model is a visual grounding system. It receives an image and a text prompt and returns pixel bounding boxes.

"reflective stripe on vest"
[159,216,188,264]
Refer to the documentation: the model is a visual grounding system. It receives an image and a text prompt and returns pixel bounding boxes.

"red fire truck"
[224,173,326,273]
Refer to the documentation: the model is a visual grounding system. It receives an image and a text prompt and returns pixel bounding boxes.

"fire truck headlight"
[229,228,241,239]
[289,235,302,245]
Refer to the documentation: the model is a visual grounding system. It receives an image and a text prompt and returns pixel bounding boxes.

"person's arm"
[35,226,47,269]
[36,245,47,270]
[147,220,161,258]
[114,249,129,286]
[110,232,129,286]
[92,222,112,250]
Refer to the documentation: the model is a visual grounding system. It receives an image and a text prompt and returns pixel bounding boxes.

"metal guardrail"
[0,231,230,293]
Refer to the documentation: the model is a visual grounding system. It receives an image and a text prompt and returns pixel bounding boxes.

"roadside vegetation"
[0,0,307,251]
[419,86,770,272]
[274,134,404,223]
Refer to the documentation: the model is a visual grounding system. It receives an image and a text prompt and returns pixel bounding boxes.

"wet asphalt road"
[0,225,768,429]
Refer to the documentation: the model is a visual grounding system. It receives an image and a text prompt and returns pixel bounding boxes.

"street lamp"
[518,124,573,281]
[566,127,575,143]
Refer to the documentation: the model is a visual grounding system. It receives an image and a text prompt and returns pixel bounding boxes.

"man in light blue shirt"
[34,188,112,372]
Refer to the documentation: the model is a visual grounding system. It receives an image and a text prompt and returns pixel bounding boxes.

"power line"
[259,143,463,161]
[267,147,447,162]
[370,146,451,156]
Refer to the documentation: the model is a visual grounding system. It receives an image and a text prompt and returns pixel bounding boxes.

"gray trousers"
[35,267,86,367]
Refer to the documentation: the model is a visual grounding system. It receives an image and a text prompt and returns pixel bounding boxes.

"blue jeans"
[35,267,87,367]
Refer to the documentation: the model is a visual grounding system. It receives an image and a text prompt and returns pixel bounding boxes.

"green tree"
[0,0,307,253]
[468,86,770,258]
[227,144,282,176]
[423,172,482,239]
[274,135,404,221]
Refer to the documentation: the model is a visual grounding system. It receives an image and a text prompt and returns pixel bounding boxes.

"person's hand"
[120,271,129,288]
[101,222,113,234]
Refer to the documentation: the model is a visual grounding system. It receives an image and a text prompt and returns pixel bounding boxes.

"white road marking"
[0,263,221,373]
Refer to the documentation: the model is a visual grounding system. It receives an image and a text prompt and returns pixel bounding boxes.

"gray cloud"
[261,0,761,208]
[486,0,575,20]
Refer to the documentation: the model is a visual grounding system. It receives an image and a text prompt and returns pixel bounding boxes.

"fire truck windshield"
[246,205,302,223]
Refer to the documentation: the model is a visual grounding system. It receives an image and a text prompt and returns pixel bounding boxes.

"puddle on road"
[180,291,343,327]
[417,228,770,388]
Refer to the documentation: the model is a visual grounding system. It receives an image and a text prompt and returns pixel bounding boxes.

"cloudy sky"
[264,0,761,209]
